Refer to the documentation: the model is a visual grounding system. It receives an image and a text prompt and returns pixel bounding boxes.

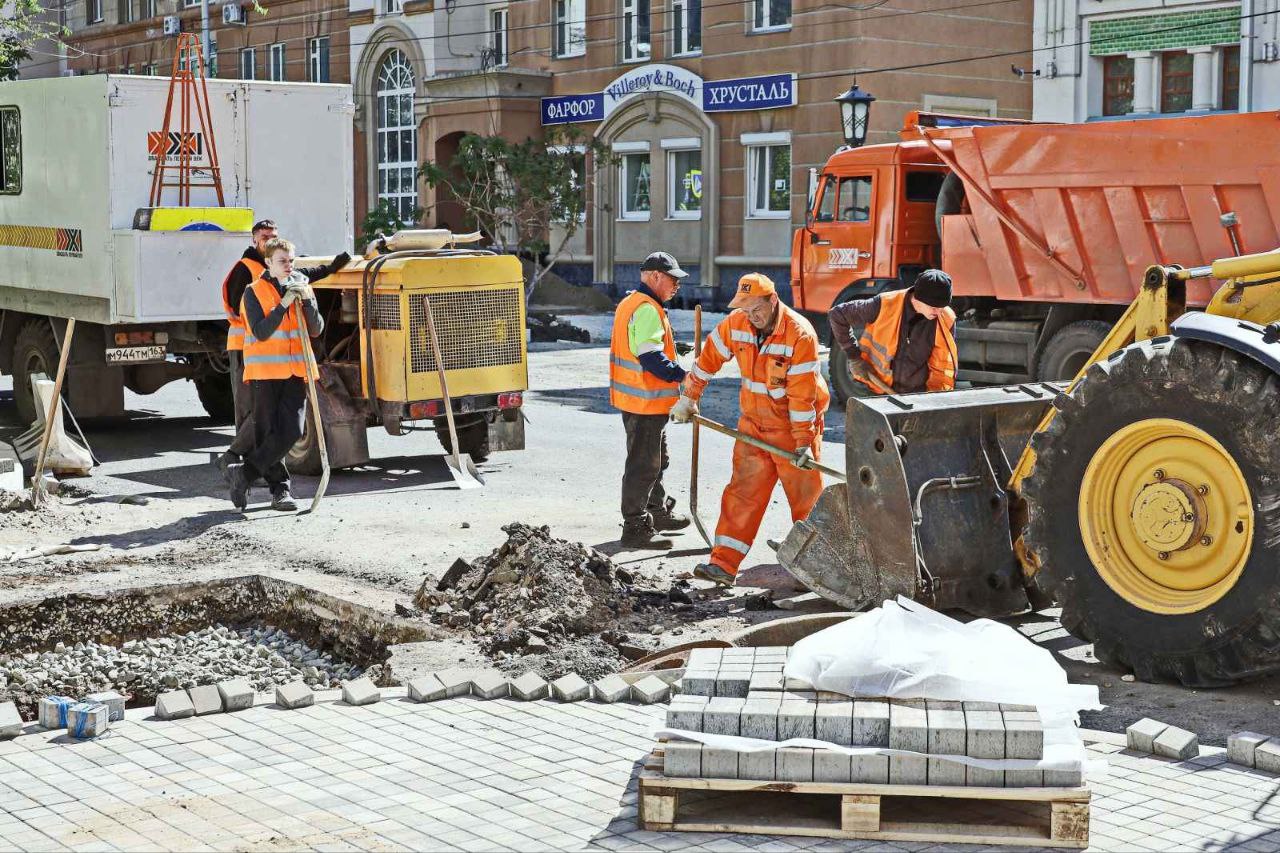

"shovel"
[422,296,484,489]
[295,305,330,514]
[688,306,713,548]
[30,318,76,506]
[692,414,846,482]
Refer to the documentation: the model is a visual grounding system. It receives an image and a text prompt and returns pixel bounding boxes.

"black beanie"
[913,269,952,308]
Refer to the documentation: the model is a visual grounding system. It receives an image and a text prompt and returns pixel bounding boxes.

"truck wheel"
[286,405,324,476]
[1034,320,1110,382]
[1022,337,1280,686]
[435,414,490,463]
[194,374,235,424]
[828,345,861,408]
[12,320,60,425]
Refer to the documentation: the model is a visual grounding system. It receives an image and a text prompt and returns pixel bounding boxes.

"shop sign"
[542,66,796,125]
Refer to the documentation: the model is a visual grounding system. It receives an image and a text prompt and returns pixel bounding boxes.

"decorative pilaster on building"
[1128,51,1156,115]
[1188,46,1215,111]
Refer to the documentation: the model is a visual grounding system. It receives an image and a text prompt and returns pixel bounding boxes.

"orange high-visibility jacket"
[858,289,958,393]
[221,256,265,352]
[240,278,311,381]
[685,304,830,449]
[609,289,682,415]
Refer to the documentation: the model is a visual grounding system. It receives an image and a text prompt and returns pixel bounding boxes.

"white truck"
[0,74,354,423]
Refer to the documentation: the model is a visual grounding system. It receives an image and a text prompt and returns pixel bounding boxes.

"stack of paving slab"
[664,646,1077,788]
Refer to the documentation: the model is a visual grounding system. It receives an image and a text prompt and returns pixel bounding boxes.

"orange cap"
[728,273,777,308]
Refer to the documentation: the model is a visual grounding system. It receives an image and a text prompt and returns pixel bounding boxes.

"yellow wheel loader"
[779,249,1280,687]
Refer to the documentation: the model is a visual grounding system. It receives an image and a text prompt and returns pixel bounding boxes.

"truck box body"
[934,111,1280,309]
[0,75,353,325]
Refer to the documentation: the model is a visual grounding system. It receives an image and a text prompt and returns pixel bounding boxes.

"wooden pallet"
[639,748,1089,849]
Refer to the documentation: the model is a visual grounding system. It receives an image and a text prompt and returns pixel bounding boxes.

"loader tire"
[1022,336,1280,686]
[12,320,60,425]
[435,414,490,463]
[286,404,324,476]
[1034,320,1111,382]
[828,345,861,408]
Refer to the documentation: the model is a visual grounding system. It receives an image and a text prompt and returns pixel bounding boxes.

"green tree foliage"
[1,2,66,77]
[358,199,424,250]
[420,126,616,299]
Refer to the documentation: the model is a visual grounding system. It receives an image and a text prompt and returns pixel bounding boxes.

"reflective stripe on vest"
[857,289,957,393]
[241,278,309,381]
[222,256,265,352]
[608,290,680,414]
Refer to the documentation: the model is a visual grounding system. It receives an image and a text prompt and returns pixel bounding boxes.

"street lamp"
[834,85,876,149]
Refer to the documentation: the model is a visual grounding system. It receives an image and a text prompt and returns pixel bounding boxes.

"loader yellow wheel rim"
[1080,418,1253,615]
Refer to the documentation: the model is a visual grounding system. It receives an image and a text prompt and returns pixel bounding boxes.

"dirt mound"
[414,523,701,679]
[523,261,614,312]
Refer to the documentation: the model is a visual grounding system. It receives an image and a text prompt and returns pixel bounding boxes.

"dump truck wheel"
[286,405,324,476]
[828,345,861,407]
[194,374,235,424]
[13,320,60,425]
[435,414,490,463]
[1022,337,1280,686]
[1034,320,1111,381]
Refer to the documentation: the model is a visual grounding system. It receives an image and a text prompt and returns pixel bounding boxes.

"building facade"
[416,0,1033,303]
[60,0,350,95]
[1033,0,1278,122]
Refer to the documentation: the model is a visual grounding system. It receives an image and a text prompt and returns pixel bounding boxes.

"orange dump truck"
[791,110,1280,403]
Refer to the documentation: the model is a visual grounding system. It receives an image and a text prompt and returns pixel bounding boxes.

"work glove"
[329,251,352,273]
[669,395,699,424]
[847,356,871,383]
[675,341,694,356]
[792,446,815,471]
[280,287,300,307]
[287,282,315,302]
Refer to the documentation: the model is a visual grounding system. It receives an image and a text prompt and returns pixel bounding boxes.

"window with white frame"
[86,0,104,24]
[182,0,198,8]
[554,0,586,58]
[671,0,700,55]
[549,145,587,222]
[751,0,788,31]
[616,143,651,220]
[383,0,401,13]
[664,140,701,219]
[117,0,132,25]
[208,33,217,76]
[621,0,650,61]
[269,43,285,81]
[376,49,418,224]
[239,47,255,80]
[490,9,508,67]
[308,37,330,82]
[743,135,791,218]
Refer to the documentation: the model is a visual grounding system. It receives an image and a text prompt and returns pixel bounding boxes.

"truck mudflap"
[778,383,1063,617]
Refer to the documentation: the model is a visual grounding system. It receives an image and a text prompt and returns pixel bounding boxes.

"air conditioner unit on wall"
[221,3,244,25]
[162,15,181,35]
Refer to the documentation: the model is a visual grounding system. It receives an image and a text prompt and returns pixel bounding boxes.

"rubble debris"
[0,624,363,720]
[527,310,592,344]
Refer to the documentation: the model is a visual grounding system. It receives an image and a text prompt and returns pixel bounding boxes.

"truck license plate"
[105,345,166,364]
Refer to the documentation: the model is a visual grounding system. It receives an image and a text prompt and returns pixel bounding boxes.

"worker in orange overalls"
[670,273,830,586]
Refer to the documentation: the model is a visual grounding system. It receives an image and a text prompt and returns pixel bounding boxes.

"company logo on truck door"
[147,131,204,161]
[828,248,863,268]
[0,225,83,258]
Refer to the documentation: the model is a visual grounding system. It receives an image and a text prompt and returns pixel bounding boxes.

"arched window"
[376,49,417,223]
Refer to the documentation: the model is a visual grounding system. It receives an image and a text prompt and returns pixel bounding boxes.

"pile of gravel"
[0,623,371,719]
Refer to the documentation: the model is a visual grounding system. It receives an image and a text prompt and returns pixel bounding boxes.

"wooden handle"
[421,297,464,473]
[31,318,76,505]
[692,414,846,481]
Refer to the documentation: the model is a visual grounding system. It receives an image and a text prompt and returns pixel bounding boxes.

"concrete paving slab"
[965,709,1005,787]
[275,682,314,710]
[217,679,254,712]
[1153,726,1199,761]
[66,702,109,739]
[740,698,781,740]
[469,671,509,700]
[1127,717,1169,753]
[816,700,853,745]
[506,672,548,701]
[703,697,745,736]
[713,672,751,698]
[592,674,631,703]
[551,673,590,702]
[436,669,475,698]
[678,670,717,697]
[1255,740,1280,774]
[701,747,738,779]
[155,690,195,720]
[631,675,670,704]
[1228,731,1271,768]
[852,699,890,747]
[927,702,967,786]
[738,747,776,780]
[0,701,20,739]
[188,684,223,716]
[686,648,723,668]
[814,748,851,783]
[342,677,382,706]
[407,674,447,702]
[778,700,816,741]
[84,690,126,722]
[776,747,814,782]
[851,753,889,784]
[663,741,701,778]
[888,699,927,785]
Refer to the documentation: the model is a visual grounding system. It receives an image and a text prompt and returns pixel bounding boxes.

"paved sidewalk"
[0,691,1276,852]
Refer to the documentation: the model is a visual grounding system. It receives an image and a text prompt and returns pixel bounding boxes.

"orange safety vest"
[240,278,311,382]
[609,290,681,414]
[221,256,265,352]
[857,288,957,393]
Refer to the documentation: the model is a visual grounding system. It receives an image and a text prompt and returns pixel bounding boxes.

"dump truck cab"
[791,134,947,317]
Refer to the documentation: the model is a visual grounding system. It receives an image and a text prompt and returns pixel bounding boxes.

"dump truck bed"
[932,111,1280,308]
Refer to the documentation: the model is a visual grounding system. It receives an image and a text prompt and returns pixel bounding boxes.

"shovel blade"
[447,452,485,489]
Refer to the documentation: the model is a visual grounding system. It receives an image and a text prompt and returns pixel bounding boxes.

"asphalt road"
[1,308,1278,743]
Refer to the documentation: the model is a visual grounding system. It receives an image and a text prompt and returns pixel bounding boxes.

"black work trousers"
[621,411,670,524]
[227,350,255,457]
[242,377,306,494]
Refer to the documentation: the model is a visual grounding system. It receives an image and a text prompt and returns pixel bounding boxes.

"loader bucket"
[778,383,1063,617]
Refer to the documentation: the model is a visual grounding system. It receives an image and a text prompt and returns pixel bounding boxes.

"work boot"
[271,489,298,512]
[619,518,673,550]
[650,497,691,532]
[228,464,250,511]
[693,562,736,587]
[215,452,239,485]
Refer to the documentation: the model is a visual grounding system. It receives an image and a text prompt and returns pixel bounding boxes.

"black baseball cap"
[641,251,688,280]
